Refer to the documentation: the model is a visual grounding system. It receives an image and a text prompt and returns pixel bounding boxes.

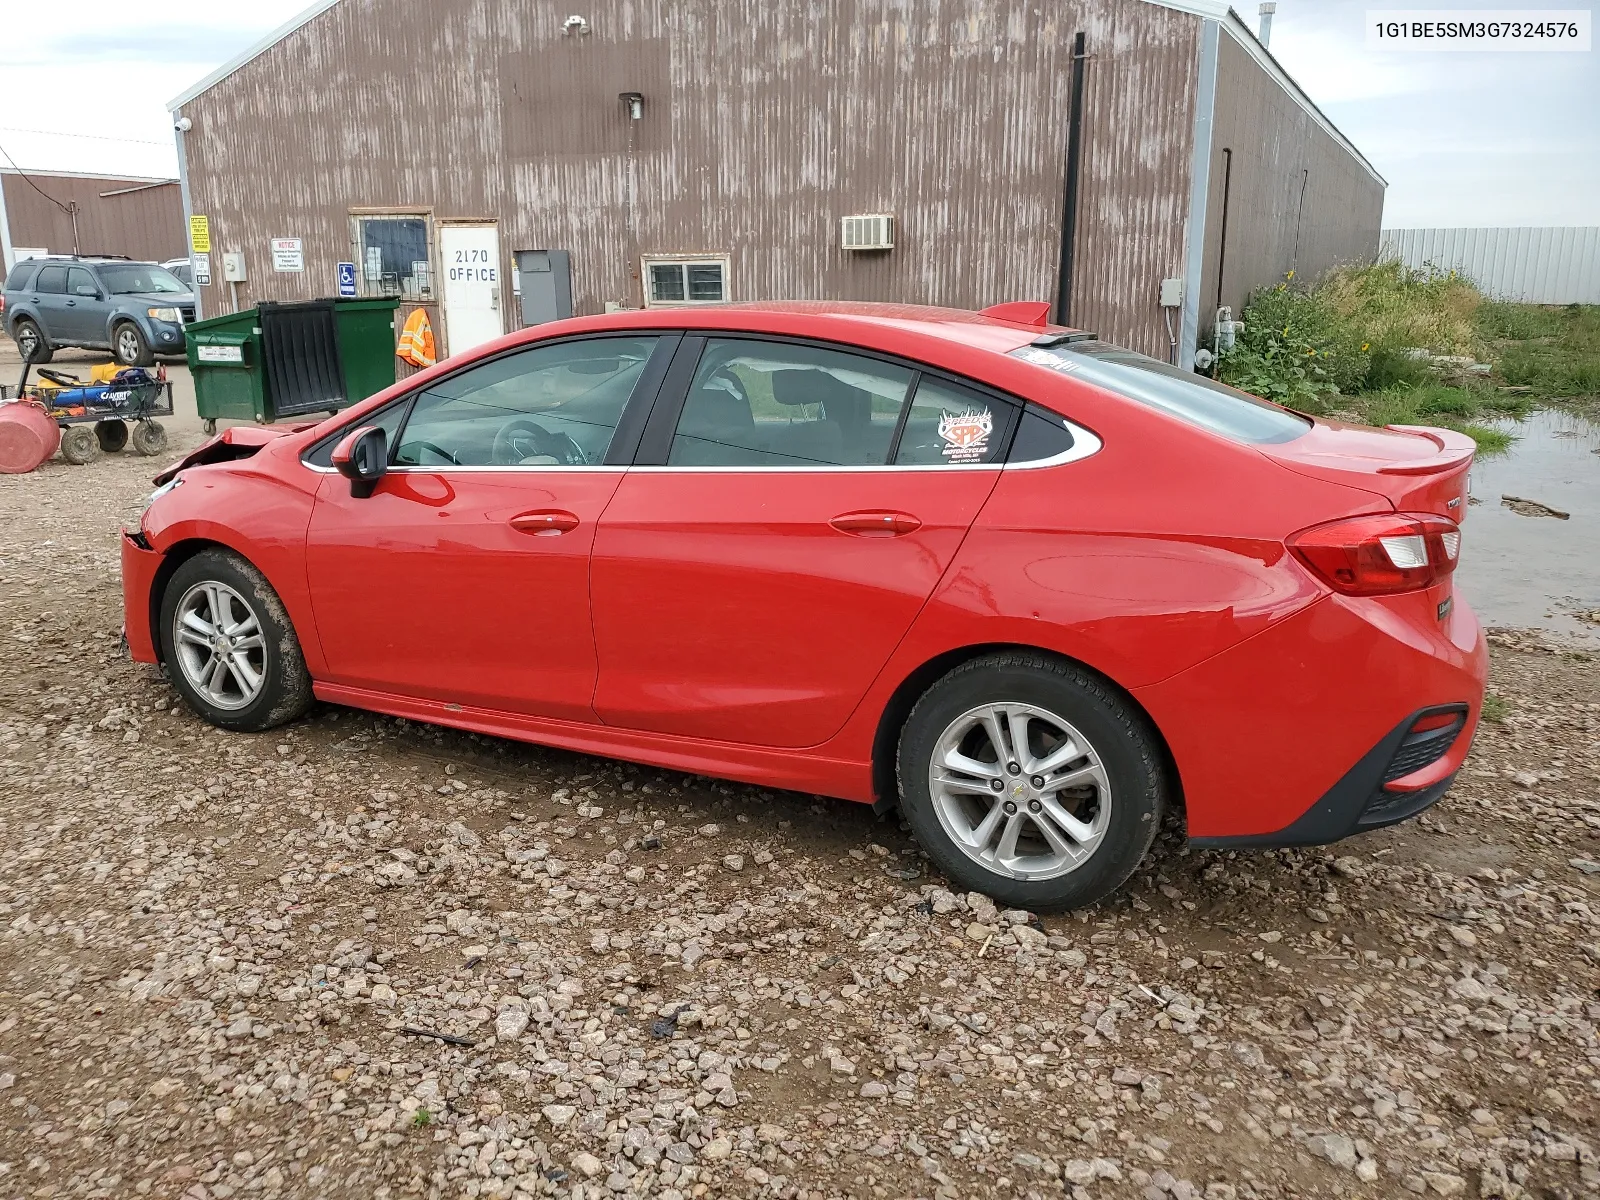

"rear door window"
[1013,341,1310,444]
[33,266,67,294]
[667,339,914,467]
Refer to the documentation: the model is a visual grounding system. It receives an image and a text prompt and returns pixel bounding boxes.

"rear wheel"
[59,425,98,465]
[13,319,52,364]
[897,652,1166,911]
[113,321,155,367]
[95,418,129,453]
[158,549,312,732]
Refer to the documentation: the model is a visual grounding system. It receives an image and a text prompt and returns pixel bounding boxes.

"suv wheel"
[13,319,53,364]
[158,549,313,732]
[896,652,1168,912]
[113,321,155,367]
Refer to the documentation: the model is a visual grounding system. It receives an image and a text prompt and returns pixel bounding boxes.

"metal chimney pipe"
[1258,2,1276,47]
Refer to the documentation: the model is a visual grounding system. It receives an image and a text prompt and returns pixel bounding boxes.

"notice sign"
[270,237,305,272]
[197,344,244,364]
[192,252,212,287]
[189,214,211,253]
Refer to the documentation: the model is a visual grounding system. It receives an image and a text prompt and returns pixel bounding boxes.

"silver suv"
[2,256,195,366]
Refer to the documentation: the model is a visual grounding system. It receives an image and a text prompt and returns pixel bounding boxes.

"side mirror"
[332,426,388,498]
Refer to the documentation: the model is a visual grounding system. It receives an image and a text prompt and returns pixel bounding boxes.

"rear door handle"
[509,509,579,535]
[829,510,922,537]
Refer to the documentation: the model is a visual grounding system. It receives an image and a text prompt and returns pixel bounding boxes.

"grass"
[1218,260,1600,451]
[412,1107,432,1128]
[1481,693,1511,724]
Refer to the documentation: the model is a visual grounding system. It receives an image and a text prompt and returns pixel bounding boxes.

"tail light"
[1288,513,1461,596]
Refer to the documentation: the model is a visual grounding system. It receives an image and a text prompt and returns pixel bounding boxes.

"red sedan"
[122,302,1486,910]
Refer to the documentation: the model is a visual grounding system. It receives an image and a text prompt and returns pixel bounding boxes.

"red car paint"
[123,302,1486,841]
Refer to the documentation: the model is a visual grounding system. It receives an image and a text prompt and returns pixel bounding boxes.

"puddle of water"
[1458,407,1600,643]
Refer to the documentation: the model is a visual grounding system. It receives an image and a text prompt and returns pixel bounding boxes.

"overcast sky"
[1,0,1594,228]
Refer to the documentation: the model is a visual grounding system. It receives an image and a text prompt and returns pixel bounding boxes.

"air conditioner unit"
[841,213,895,251]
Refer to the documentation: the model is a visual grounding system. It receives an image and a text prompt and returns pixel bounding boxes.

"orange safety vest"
[397,308,436,368]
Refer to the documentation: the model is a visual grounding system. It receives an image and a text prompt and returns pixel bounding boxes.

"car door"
[590,335,1018,748]
[61,267,109,344]
[304,333,674,720]
[28,264,69,342]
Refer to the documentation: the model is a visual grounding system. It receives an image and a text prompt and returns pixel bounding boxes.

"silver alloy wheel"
[17,324,40,359]
[117,326,141,363]
[927,702,1112,881]
[172,580,267,711]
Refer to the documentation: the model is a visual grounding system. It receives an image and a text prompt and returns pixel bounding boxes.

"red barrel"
[0,401,62,474]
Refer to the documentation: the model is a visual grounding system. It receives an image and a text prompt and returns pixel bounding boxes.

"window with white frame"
[643,256,728,307]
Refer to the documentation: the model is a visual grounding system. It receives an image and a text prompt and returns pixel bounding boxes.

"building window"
[643,256,728,307]
[354,214,434,300]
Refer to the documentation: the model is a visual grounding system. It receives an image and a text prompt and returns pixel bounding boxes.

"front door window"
[394,336,660,467]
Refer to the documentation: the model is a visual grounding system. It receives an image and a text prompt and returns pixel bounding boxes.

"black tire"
[112,321,155,367]
[896,652,1167,912]
[95,419,129,453]
[13,319,52,364]
[59,425,98,465]
[158,549,313,733]
[131,420,167,456]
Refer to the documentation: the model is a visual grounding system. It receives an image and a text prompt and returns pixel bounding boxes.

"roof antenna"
[1258,2,1276,48]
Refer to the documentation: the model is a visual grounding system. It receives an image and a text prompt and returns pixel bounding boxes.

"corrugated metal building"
[0,170,185,267]
[1382,228,1600,305]
[167,0,1382,368]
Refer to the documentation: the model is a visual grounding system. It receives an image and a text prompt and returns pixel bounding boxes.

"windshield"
[1012,340,1311,445]
[97,264,189,295]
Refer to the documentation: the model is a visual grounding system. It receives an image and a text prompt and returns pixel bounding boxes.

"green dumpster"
[188,327,264,430]
[332,297,402,405]
[186,297,400,432]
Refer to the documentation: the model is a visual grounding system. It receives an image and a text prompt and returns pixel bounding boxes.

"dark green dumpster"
[186,296,401,433]
[332,297,402,405]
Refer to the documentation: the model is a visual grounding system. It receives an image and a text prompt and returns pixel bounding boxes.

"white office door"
[440,223,503,356]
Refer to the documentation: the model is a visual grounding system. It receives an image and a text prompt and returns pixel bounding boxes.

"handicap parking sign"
[337,261,358,298]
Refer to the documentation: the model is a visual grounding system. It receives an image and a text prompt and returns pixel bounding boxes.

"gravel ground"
[1,437,1597,1200]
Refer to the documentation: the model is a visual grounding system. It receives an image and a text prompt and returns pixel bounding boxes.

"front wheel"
[96,419,129,453]
[113,321,155,367]
[131,420,167,456]
[897,652,1167,912]
[158,549,313,732]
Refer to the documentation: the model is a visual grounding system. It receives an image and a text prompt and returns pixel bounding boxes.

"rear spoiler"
[1377,425,1477,476]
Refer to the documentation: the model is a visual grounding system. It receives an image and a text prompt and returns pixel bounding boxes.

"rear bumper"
[1188,704,1469,847]
[121,529,162,663]
[1138,589,1487,843]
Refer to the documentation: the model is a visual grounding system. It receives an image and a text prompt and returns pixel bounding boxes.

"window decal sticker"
[1016,347,1078,372]
[937,407,994,462]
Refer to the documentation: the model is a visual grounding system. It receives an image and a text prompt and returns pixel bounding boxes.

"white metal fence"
[1380,227,1600,305]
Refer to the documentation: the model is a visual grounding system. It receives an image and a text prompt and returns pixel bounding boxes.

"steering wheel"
[492,418,587,466]
[412,439,461,465]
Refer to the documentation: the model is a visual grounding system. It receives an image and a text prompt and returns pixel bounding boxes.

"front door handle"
[829,510,922,537]
[509,509,579,535]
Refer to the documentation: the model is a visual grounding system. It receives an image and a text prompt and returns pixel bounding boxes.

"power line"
[0,140,74,216]
[0,125,170,148]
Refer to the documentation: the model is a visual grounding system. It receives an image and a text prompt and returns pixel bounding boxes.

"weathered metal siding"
[1382,227,1600,305]
[178,0,1200,358]
[1,172,184,262]
[1197,32,1383,331]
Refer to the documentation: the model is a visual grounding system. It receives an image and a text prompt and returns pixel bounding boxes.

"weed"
[1453,423,1514,454]
[1481,693,1511,723]
[413,1108,431,1128]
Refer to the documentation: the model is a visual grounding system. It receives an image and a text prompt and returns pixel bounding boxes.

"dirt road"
[1,435,1596,1200]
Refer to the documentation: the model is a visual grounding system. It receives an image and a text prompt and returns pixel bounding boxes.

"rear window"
[1012,340,1311,445]
[4,260,39,290]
